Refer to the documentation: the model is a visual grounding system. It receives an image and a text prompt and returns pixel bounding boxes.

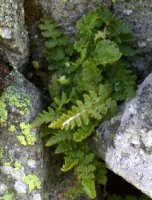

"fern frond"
[61,156,78,172]
[105,61,136,101]
[46,130,73,146]
[82,179,96,199]
[49,85,113,130]
[91,40,122,65]
[32,107,56,128]
[73,125,94,142]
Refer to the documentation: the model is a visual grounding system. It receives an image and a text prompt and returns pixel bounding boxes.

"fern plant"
[33,7,136,199]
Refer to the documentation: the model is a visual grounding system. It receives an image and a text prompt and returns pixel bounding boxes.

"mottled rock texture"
[0,0,29,69]
[38,0,111,36]
[92,73,152,198]
[0,70,43,200]
[37,0,152,54]
[113,0,152,53]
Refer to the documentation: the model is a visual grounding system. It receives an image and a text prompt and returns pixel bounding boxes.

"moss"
[0,99,8,127]
[22,175,41,192]
[8,125,16,133]
[17,123,36,146]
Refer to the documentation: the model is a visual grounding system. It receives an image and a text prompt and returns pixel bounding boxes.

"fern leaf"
[82,179,96,199]
[61,156,78,172]
[32,107,56,128]
[91,40,122,65]
[49,85,113,130]
[55,141,78,154]
[73,125,94,142]
[95,161,107,185]
[46,130,73,146]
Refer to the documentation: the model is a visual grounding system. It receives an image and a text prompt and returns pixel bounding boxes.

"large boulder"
[91,73,152,198]
[113,0,152,53]
[0,0,29,69]
[0,70,44,200]
[36,0,152,54]
[38,0,110,36]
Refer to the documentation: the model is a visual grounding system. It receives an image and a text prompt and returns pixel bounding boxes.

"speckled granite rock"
[91,73,152,198]
[38,0,111,36]
[36,0,152,53]
[0,70,44,200]
[113,0,152,53]
[0,0,29,69]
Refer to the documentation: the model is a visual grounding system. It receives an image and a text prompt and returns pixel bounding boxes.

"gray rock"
[38,0,111,36]
[0,70,44,200]
[36,0,152,53]
[0,0,29,69]
[113,0,152,53]
[92,73,152,198]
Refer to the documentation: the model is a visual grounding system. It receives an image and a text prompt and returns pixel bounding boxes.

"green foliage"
[39,16,73,70]
[34,7,136,199]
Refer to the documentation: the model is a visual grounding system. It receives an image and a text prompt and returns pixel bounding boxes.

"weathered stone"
[91,73,152,198]
[36,0,152,53]
[113,0,152,53]
[0,70,44,200]
[37,0,111,36]
[0,0,29,69]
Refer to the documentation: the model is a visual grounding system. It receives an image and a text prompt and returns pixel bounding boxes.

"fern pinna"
[33,7,136,199]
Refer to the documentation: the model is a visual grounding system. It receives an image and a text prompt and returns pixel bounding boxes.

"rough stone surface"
[0,0,29,69]
[92,73,152,198]
[113,0,152,53]
[36,0,152,53]
[38,0,111,36]
[0,70,44,200]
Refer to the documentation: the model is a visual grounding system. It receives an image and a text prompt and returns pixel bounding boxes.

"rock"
[36,0,152,53]
[91,73,152,198]
[0,0,29,70]
[37,0,111,36]
[0,70,45,200]
[113,0,152,53]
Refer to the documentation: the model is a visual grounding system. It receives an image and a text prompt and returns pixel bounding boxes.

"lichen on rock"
[0,70,43,200]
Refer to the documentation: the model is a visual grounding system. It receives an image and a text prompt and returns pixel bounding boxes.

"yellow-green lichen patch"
[3,162,11,167]
[0,147,4,158]
[17,123,36,146]
[0,99,8,127]
[8,125,16,133]
[22,175,41,192]
[3,159,22,171]
[13,161,22,170]
[2,86,31,116]
[1,192,14,200]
